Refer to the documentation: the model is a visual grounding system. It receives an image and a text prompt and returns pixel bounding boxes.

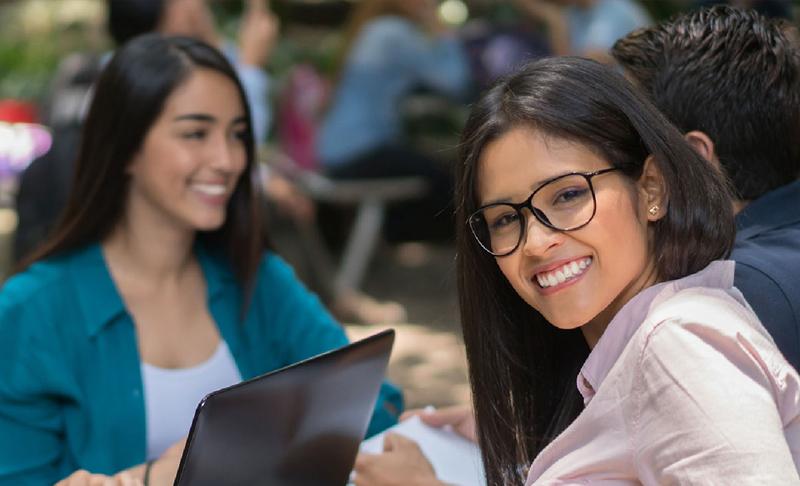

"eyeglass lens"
[470,173,596,256]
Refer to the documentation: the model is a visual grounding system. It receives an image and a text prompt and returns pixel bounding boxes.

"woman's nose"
[520,210,561,257]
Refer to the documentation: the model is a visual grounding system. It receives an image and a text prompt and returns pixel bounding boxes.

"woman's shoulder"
[646,285,763,338]
[252,251,308,294]
[197,247,300,293]
[634,285,789,375]
[0,247,101,347]
[0,248,88,308]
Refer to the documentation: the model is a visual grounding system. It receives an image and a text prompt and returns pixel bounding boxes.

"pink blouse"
[526,261,800,485]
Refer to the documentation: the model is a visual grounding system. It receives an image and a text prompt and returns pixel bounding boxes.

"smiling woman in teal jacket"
[0,35,401,486]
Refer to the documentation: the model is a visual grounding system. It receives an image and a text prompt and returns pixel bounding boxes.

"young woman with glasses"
[352,57,800,485]
[0,35,402,486]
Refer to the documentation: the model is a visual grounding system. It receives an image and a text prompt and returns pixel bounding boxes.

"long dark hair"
[19,34,268,297]
[455,57,735,485]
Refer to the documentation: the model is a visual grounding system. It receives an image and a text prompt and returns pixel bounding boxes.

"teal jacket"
[0,244,402,484]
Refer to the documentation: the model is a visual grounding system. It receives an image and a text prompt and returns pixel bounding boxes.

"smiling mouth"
[191,183,227,197]
[535,257,592,289]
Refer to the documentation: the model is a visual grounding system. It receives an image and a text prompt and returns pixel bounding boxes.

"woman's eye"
[234,129,249,141]
[490,212,519,230]
[554,188,589,205]
[182,130,207,140]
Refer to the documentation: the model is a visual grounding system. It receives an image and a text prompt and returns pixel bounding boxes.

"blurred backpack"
[14,52,102,262]
[276,63,330,172]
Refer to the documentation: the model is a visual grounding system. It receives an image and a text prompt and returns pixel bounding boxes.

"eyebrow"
[173,113,215,123]
[172,114,248,125]
[481,170,574,206]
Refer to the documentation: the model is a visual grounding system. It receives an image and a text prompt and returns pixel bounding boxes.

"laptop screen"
[174,329,395,486]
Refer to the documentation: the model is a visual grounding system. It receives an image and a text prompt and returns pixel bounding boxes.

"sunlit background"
[0,0,796,408]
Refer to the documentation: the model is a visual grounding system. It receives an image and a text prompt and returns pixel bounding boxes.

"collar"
[73,243,236,338]
[69,243,126,338]
[195,243,237,300]
[736,179,800,241]
[576,260,736,404]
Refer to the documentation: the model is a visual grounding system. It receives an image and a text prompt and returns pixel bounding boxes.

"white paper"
[358,416,486,486]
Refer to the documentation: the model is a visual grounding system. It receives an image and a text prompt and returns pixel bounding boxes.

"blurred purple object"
[460,20,552,90]
[0,122,53,177]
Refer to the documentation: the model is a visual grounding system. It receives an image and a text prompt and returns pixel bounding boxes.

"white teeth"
[535,258,592,288]
[192,183,226,196]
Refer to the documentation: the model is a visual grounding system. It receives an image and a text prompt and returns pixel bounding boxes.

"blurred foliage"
[0,0,722,110]
[270,32,342,78]
[0,0,107,104]
[0,35,60,102]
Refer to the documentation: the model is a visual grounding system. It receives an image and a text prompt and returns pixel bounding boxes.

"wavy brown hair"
[455,57,735,485]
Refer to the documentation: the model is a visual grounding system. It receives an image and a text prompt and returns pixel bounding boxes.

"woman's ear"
[638,155,668,222]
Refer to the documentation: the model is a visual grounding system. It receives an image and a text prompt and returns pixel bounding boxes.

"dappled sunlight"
[347,323,471,410]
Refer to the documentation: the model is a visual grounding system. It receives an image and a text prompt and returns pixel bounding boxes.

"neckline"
[141,340,228,375]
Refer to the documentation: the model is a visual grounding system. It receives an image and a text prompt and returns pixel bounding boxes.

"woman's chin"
[541,310,591,332]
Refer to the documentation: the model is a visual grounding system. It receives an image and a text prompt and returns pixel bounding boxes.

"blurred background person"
[513,0,651,62]
[458,2,553,91]
[0,34,401,485]
[317,0,472,245]
[611,5,800,369]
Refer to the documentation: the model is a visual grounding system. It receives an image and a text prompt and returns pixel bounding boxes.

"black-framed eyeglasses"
[467,168,620,257]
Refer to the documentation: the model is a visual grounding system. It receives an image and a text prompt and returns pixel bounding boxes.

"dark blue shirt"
[733,179,800,370]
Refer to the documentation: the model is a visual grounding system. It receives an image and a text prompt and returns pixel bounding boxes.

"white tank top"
[141,340,242,460]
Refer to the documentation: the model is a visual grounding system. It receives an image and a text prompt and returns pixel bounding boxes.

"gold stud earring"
[648,205,660,216]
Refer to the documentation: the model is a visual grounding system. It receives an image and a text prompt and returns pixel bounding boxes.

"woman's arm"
[0,292,69,484]
[54,437,183,486]
[234,0,279,143]
[511,0,571,56]
[631,303,800,484]
[253,255,404,436]
[366,18,470,99]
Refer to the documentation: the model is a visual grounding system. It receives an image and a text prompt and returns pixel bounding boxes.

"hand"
[146,437,187,486]
[352,433,443,486]
[55,470,142,486]
[54,438,186,486]
[264,174,316,224]
[402,405,477,443]
[239,0,280,67]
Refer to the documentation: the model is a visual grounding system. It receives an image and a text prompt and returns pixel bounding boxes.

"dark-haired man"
[612,5,800,368]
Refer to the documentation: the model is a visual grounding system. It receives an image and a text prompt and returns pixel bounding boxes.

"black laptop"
[173,329,395,486]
